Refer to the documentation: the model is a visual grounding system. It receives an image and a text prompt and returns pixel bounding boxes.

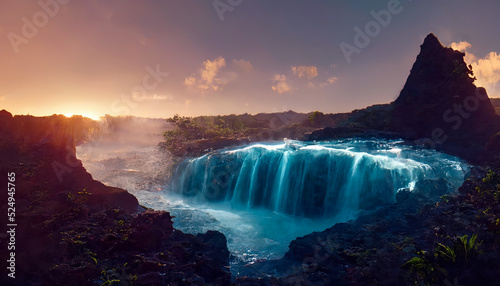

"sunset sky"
[1,0,499,119]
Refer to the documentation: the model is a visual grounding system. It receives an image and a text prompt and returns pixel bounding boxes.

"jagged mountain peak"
[421,33,443,50]
[393,33,475,107]
[389,33,499,160]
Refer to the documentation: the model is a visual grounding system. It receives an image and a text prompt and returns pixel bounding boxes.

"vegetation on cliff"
[0,111,230,285]
[160,111,313,157]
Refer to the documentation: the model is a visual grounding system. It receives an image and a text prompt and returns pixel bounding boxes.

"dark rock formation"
[304,34,500,163]
[0,112,230,285]
[490,98,500,115]
[390,33,500,162]
[306,126,400,141]
[179,137,251,157]
[0,112,139,213]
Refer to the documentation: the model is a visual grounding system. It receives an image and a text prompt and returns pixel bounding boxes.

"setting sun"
[63,112,101,121]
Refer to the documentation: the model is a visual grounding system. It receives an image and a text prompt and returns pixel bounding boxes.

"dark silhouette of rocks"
[305,33,500,163]
[0,112,230,285]
[391,33,500,162]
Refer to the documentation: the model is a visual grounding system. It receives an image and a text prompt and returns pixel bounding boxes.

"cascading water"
[170,139,466,219]
[77,138,469,276]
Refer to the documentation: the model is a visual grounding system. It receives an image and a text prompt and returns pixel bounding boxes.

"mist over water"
[77,121,469,275]
[77,116,173,192]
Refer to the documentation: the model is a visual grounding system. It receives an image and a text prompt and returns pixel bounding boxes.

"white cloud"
[451,41,500,95]
[271,74,291,94]
[232,59,253,72]
[291,65,318,79]
[184,57,227,93]
[474,52,500,86]
[450,41,471,52]
[451,41,476,64]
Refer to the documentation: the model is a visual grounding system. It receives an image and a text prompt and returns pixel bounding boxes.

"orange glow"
[63,112,101,121]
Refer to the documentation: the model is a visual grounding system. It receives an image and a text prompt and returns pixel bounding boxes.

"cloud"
[233,59,253,72]
[291,65,318,79]
[184,76,197,88]
[271,74,291,94]
[275,65,335,91]
[474,52,500,86]
[327,76,338,84]
[451,41,500,95]
[184,57,227,93]
[308,76,339,88]
[451,41,476,64]
[450,41,471,52]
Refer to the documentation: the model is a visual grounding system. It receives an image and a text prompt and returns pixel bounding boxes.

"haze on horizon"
[1,0,500,120]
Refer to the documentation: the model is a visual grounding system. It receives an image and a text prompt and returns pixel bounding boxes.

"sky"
[1,0,500,119]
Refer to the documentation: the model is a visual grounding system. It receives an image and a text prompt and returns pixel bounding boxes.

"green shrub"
[403,234,481,284]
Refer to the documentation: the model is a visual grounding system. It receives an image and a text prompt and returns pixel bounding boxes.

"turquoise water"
[78,139,469,275]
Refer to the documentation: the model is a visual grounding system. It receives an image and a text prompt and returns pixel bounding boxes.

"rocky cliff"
[391,33,500,161]
[0,110,230,285]
[307,33,500,163]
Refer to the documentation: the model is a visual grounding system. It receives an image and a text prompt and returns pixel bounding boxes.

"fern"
[404,234,482,284]
[435,243,456,263]
[402,251,446,284]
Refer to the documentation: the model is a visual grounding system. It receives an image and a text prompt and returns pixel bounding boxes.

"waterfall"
[169,140,467,218]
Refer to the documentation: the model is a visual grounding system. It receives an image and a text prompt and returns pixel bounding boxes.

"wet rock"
[396,188,413,203]
[413,178,450,198]
[196,230,230,265]
[136,272,163,286]
[402,246,416,254]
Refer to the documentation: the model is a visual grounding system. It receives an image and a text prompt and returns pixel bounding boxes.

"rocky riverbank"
[234,166,500,286]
